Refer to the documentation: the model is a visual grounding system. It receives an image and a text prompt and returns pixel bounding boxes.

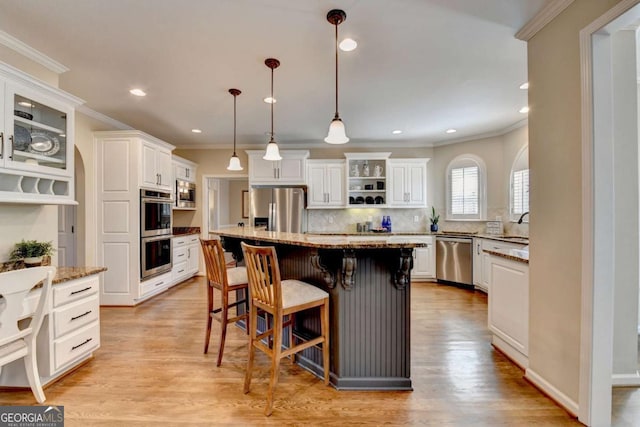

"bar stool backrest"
[200,239,228,288]
[241,243,281,311]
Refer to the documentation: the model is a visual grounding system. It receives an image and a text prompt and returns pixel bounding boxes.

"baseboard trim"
[612,372,640,387]
[525,368,579,417]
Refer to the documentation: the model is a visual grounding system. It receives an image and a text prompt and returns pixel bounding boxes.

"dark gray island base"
[215,228,424,391]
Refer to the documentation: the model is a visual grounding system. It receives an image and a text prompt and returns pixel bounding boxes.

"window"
[510,146,529,222]
[446,155,486,220]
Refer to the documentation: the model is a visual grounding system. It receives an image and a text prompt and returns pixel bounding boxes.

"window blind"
[451,166,479,215]
[512,169,529,214]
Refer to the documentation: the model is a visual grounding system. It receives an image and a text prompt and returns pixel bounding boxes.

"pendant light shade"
[325,9,349,145]
[263,58,283,161]
[226,88,244,171]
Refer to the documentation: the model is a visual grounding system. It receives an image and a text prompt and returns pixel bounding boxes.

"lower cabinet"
[412,236,436,280]
[487,254,529,368]
[172,234,200,284]
[474,238,527,293]
[0,274,101,387]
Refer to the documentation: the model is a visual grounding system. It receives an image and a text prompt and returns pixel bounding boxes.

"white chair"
[0,266,55,403]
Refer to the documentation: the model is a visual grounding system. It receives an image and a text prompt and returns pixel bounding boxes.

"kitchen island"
[213,227,427,390]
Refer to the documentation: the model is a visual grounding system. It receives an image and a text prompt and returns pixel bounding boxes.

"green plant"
[9,239,55,260]
[429,206,440,225]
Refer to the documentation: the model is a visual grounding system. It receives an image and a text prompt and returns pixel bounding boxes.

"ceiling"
[0,0,549,150]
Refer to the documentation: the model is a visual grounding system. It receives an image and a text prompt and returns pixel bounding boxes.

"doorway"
[202,175,249,235]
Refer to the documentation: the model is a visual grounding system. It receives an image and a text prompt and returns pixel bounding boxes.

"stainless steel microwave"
[176,180,196,209]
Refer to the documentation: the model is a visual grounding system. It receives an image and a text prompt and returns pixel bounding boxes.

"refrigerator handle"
[268,202,276,231]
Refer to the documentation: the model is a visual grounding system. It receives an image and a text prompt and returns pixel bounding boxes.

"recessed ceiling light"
[18,101,33,107]
[446,129,457,134]
[263,97,277,104]
[519,82,529,90]
[191,129,202,133]
[129,88,146,97]
[519,106,530,114]
[392,130,402,135]
[339,38,358,52]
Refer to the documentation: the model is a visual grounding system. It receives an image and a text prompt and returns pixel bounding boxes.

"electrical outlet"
[328,216,334,224]
[413,215,419,223]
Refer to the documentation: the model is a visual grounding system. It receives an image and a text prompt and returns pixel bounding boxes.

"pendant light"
[324,9,349,144]
[226,88,243,171]
[263,58,282,161]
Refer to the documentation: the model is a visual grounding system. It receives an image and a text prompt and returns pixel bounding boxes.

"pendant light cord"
[233,93,237,156]
[270,66,275,141]
[334,22,339,119]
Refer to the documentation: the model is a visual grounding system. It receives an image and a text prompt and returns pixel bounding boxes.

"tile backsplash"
[308,207,529,236]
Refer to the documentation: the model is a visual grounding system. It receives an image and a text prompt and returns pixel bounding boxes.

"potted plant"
[429,206,440,232]
[9,239,55,266]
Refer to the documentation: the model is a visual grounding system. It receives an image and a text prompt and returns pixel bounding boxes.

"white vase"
[24,256,43,266]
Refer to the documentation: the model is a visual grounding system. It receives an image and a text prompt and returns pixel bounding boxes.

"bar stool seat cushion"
[227,267,248,286]
[281,279,329,309]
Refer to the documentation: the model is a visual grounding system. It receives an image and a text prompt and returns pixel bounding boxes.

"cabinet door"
[388,164,407,205]
[406,164,426,206]
[326,163,345,206]
[473,239,483,287]
[307,164,327,207]
[423,240,435,278]
[278,157,305,183]
[250,156,276,182]
[156,149,173,190]
[141,142,158,188]
[187,243,199,274]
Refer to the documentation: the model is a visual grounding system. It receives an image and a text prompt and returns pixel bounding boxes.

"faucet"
[517,211,529,224]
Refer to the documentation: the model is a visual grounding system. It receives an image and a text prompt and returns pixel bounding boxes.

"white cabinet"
[0,273,102,388]
[473,238,483,288]
[0,63,83,204]
[344,152,390,207]
[95,130,176,306]
[412,236,436,280]
[246,150,309,185]
[477,238,527,293]
[173,155,197,183]
[387,159,428,207]
[488,254,529,368]
[307,159,345,208]
[141,140,172,191]
[172,233,200,283]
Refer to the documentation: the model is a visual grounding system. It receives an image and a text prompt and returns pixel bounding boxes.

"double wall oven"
[140,189,173,279]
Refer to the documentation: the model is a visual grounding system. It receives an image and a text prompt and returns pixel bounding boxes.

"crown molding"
[0,30,69,74]
[515,0,575,41]
[432,119,528,147]
[77,105,133,130]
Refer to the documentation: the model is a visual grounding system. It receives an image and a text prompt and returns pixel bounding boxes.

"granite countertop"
[173,227,201,236]
[310,230,529,244]
[483,248,529,264]
[212,227,428,249]
[53,266,108,284]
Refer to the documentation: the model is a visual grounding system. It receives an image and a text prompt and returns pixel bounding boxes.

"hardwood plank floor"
[0,278,587,425]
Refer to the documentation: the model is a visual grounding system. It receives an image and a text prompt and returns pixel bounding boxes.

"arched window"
[510,146,529,222]
[446,154,486,220]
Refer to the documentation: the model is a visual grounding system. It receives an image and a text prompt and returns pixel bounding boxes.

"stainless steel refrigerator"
[250,185,307,232]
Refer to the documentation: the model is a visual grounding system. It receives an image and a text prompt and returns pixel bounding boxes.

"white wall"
[0,205,58,262]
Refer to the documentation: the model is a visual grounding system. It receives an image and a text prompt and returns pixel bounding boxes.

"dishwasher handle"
[437,237,472,244]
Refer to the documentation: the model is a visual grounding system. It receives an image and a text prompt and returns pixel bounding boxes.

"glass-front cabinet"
[0,63,82,204]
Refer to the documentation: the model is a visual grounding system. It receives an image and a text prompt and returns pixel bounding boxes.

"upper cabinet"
[141,139,173,191]
[344,152,390,207]
[173,155,197,183]
[387,159,428,207]
[307,159,345,208]
[246,150,309,185]
[0,63,83,204]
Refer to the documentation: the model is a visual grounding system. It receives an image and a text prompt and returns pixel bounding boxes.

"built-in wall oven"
[140,189,173,279]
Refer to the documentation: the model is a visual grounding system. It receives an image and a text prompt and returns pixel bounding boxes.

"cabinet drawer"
[140,275,169,296]
[187,235,199,245]
[53,277,99,307]
[53,295,99,337]
[173,260,188,281]
[54,321,100,370]
[173,236,188,247]
[173,246,188,262]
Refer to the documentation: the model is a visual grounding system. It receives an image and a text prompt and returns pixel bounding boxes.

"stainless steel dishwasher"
[436,236,473,287]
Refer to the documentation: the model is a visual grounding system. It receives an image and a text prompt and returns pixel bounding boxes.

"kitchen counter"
[215,227,428,249]
[214,227,416,391]
[52,266,108,284]
[484,248,529,264]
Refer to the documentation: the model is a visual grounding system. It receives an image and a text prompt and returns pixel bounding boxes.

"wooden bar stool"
[200,238,249,367]
[240,242,330,416]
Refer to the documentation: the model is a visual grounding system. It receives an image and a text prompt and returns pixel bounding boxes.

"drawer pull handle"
[71,310,92,321]
[71,337,93,351]
[155,281,165,287]
[70,286,92,296]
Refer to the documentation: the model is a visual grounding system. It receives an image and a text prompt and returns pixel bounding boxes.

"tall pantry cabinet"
[94,130,175,306]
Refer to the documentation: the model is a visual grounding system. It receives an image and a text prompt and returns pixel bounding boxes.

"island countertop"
[212,227,428,249]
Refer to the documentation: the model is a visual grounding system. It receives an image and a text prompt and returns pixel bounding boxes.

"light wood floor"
[1,277,626,425]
